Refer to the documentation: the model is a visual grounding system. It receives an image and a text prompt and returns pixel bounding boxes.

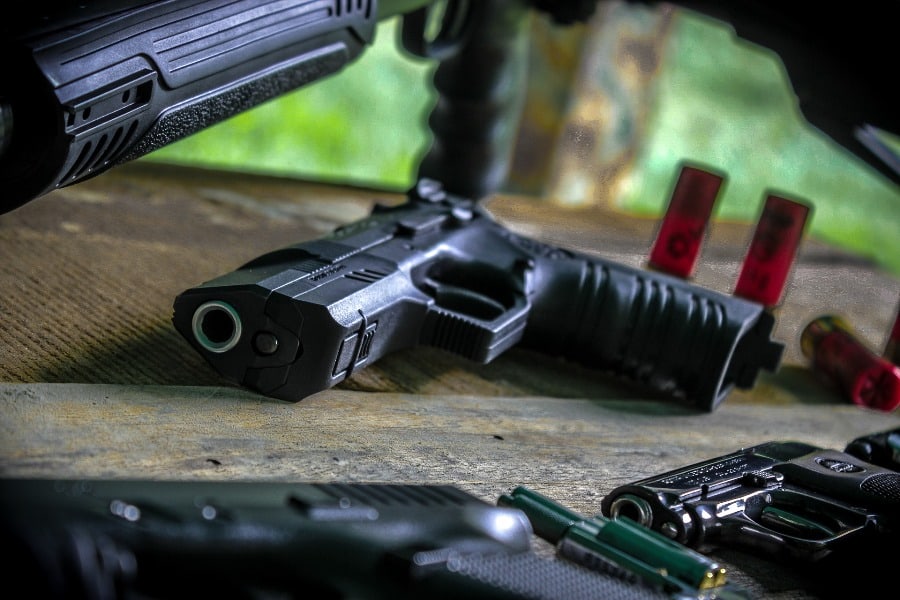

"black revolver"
[599,438,900,562]
[172,179,783,410]
[0,477,672,600]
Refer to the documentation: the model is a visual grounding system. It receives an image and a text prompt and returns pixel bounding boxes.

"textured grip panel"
[3,0,378,211]
[119,46,349,162]
[416,0,531,199]
[860,473,900,502]
[524,255,776,410]
[311,482,477,507]
[426,551,669,600]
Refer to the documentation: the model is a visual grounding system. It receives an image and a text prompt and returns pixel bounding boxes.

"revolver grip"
[523,254,783,410]
[775,448,900,512]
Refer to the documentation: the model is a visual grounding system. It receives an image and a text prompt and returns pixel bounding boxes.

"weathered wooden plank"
[2,382,895,498]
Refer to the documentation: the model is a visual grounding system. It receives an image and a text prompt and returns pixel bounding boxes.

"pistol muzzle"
[192,300,243,354]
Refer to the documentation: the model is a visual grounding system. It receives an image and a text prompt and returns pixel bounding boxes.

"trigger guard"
[421,291,530,364]
[721,511,834,561]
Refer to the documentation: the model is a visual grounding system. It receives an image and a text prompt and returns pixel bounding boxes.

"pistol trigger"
[431,282,506,321]
[759,506,837,540]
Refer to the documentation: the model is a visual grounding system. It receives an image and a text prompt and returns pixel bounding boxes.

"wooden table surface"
[1,162,899,598]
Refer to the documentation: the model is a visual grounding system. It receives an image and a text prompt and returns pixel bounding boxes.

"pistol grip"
[409,0,531,199]
[524,255,782,410]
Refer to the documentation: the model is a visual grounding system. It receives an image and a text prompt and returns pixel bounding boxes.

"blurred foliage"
[621,12,899,276]
[144,12,899,276]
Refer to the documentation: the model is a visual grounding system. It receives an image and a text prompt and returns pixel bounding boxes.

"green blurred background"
[143,10,899,277]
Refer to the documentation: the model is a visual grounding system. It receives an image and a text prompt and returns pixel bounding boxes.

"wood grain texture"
[3,383,896,497]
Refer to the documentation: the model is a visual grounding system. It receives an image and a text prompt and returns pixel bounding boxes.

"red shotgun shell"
[648,164,724,279]
[801,315,900,412]
[734,194,811,308]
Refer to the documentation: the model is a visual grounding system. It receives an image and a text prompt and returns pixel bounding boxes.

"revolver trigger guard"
[722,511,837,562]
[719,488,871,561]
